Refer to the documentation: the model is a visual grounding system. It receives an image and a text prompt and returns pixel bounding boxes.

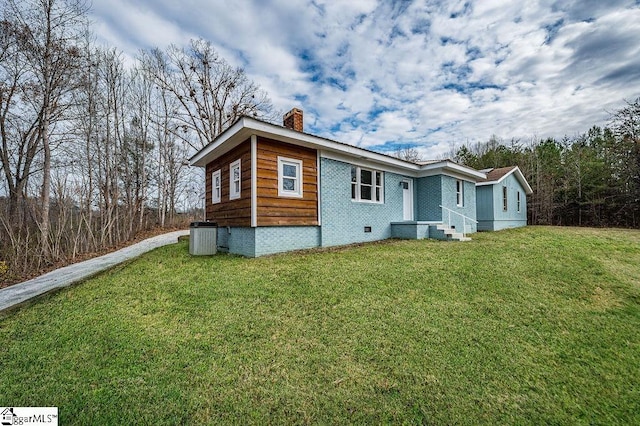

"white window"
[229,159,241,200]
[517,190,521,213]
[456,179,464,207]
[502,186,508,211]
[351,166,383,203]
[278,157,303,197]
[211,169,221,204]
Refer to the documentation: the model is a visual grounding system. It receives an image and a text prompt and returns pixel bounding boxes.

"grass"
[1,226,639,424]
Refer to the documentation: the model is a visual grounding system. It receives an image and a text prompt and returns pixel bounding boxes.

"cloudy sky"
[90,0,640,158]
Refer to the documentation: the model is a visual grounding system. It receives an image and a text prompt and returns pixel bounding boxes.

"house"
[189,108,530,257]
[2,408,15,424]
[476,166,533,231]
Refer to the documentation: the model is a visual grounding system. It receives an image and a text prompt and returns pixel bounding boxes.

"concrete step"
[433,223,471,241]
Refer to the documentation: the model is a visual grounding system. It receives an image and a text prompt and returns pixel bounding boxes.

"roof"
[416,159,448,165]
[483,166,516,182]
[477,166,533,194]
[189,116,487,181]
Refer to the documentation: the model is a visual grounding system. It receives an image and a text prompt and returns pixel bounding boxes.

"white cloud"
[91,0,194,51]
[89,0,640,158]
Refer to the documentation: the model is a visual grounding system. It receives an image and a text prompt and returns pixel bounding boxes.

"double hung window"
[230,159,241,200]
[278,157,303,198]
[502,186,508,211]
[211,169,221,204]
[456,180,464,207]
[351,166,383,203]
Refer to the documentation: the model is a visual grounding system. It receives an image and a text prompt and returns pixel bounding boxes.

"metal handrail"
[439,205,478,237]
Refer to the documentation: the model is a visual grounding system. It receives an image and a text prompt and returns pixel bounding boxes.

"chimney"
[283,108,303,132]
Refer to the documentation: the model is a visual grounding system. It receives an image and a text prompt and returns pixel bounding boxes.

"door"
[402,179,413,221]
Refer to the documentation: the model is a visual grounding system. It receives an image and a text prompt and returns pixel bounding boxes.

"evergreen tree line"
[0,0,273,282]
[453,99,640,228]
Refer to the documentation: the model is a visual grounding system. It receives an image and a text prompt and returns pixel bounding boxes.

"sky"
[90,0,640,159]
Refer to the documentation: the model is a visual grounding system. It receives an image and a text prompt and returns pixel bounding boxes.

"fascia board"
[191,117,421,172]
[419,169,479,183]
[417,161,486,181]
[189,118,250,167]
[320,150,419,177]
[476,167,534,195]
[515,168,534,194]
[246,119,419,171]
[189,118,489,185]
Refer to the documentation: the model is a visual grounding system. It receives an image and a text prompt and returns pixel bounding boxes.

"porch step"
[435,224,471,241]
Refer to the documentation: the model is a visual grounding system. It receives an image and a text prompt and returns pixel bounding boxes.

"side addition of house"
[190,109,532,257]
[476,166,533,231]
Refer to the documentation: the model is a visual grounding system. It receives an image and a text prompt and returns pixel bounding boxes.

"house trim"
[317,152,322,227]
[351,166,384,204]
[250,135,257,227]
[189,116,484,181]
[211,169,221,204]
[277,156,304,198]
[402,179,414,221]
[456,179,464,207]
[229,159,241,200]
[477,166,533,194]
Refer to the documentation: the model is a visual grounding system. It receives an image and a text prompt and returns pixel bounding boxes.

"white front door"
[402,180,413,221]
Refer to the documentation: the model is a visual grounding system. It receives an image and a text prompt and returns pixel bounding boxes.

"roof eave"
[189,117,249,167]
[418,160,486,180]
[188,117,486,182]
[189,116,421,171]
[476,167,533,195]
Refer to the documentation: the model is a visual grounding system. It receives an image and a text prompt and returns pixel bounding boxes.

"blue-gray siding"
[416,175,477,233]
[390,222,430,239]
[476,185,494,231]
[217,226,320,257]
[416,176,441,221]
[218,227,256,257]
[477,173,528,231]
[213,157,486,257]
[255,226,320,256]
[320,158,409,247]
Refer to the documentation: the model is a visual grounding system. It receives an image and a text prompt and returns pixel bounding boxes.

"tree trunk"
[41,114,51,259]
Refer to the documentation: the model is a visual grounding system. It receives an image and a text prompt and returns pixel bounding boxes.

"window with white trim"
[502,186,508,211]
[517,190,521,213]
[351,166,383,203]
[278,156,303,197]
[456,179,464,207]
[211,169,221,204]
[229,159,241,200]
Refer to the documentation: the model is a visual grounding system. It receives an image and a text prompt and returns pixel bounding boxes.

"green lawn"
[1,226,639,424]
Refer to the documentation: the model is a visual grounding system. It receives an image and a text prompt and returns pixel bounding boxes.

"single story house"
[189,109,531,257]
[476,166,533,231]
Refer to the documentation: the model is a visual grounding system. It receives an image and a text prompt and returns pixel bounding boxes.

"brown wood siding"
[205,139,251,227]
[256,137,318,226]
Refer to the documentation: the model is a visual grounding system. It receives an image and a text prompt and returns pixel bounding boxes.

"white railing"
[439,205,478,237]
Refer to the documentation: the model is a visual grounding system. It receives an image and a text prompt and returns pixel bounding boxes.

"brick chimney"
[283,108,303,132]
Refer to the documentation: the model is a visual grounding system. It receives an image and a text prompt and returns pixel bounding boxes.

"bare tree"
[393,146,423,163]
[0,17,40,216]
[149,84,188,227]
[5,0,88,259]
[140,39,274,150]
